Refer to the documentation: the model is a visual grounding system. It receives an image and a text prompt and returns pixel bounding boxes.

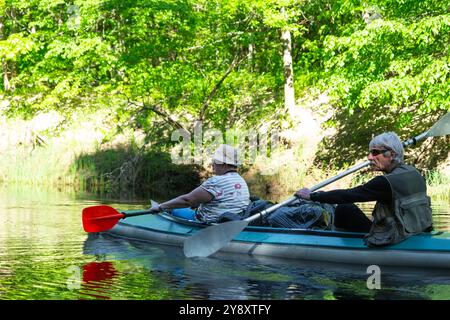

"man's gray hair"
[369,132,404,164]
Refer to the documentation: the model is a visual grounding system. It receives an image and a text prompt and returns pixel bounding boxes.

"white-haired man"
[150,144,250,223]
[295,132,433,247]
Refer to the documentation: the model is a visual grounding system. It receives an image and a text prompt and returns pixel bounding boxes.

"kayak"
[106,210,450,269]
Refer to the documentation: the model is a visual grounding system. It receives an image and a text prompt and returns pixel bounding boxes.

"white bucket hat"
[212,144,240,166]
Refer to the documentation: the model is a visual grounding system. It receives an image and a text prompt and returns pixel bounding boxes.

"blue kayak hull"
[107,211,450,268]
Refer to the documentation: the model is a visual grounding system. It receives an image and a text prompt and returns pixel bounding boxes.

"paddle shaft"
[245,129,434,223]
[121,209,155,219]
[245,160,370,223]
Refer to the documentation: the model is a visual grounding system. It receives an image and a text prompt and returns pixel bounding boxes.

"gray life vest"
[364,164,433,247]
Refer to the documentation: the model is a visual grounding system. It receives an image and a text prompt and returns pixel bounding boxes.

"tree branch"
[198,53,246,122]
[126,97,188,133]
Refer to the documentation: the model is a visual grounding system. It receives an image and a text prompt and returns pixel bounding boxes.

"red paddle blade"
[82,205,125,233]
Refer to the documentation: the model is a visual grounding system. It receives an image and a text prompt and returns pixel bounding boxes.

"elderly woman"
[149,144,250,223]
[295,132,433,247]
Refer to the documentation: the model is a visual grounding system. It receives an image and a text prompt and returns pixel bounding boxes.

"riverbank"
[0,110,449,202]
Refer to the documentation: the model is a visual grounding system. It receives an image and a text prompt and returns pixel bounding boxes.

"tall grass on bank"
[0,143,79,187]
[0,107,203,197]
[426,170,450,201]
[0,110,107,189]
[0,142,204,198]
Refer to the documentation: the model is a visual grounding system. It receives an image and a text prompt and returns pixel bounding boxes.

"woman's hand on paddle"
[295,188,311,200]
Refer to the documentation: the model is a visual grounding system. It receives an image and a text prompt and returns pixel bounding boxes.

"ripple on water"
[0,186,449,300]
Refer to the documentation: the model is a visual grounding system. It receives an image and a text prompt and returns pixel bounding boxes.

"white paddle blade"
[427,112,450,137]
[183,220,249,258]
[150,200,159,207]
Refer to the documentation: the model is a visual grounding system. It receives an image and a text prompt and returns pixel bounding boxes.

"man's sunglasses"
[369,149,391,156]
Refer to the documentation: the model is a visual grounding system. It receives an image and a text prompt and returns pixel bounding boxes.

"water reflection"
[0,185,449,300]
[81,262,119,299]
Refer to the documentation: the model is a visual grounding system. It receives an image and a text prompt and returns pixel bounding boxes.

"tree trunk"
[248,43,254,71]
[0,17,10,91]
[279,7,320,154]
[2,59,10,91]
[281,8,295,115]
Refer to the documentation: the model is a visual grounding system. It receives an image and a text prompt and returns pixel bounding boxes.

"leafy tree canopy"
[0,0,448,168]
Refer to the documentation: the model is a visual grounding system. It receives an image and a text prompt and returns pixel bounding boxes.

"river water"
[1,185,450,300]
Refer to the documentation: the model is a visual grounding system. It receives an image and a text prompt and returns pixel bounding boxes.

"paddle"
[183,112,450,258]
[82,200,159,233]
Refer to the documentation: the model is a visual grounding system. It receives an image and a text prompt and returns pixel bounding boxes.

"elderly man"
[295,132,433,247]
[150,144,250,223]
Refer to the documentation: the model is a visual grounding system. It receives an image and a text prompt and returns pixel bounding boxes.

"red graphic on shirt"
[234,183,242,189]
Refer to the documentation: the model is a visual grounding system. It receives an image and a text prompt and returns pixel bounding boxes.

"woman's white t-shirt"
[196,172,250,223]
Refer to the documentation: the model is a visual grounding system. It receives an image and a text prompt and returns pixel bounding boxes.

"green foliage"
[73,145,204,198]
[290,0,450,168]
[0,0,449,176]
[0,0,292,130]
[321,15,450,113]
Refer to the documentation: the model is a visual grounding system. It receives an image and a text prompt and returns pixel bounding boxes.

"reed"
[426,170,450,201]
[0,144,78,186]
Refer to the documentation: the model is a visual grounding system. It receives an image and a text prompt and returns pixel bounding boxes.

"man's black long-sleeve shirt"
[310,176,393,205]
